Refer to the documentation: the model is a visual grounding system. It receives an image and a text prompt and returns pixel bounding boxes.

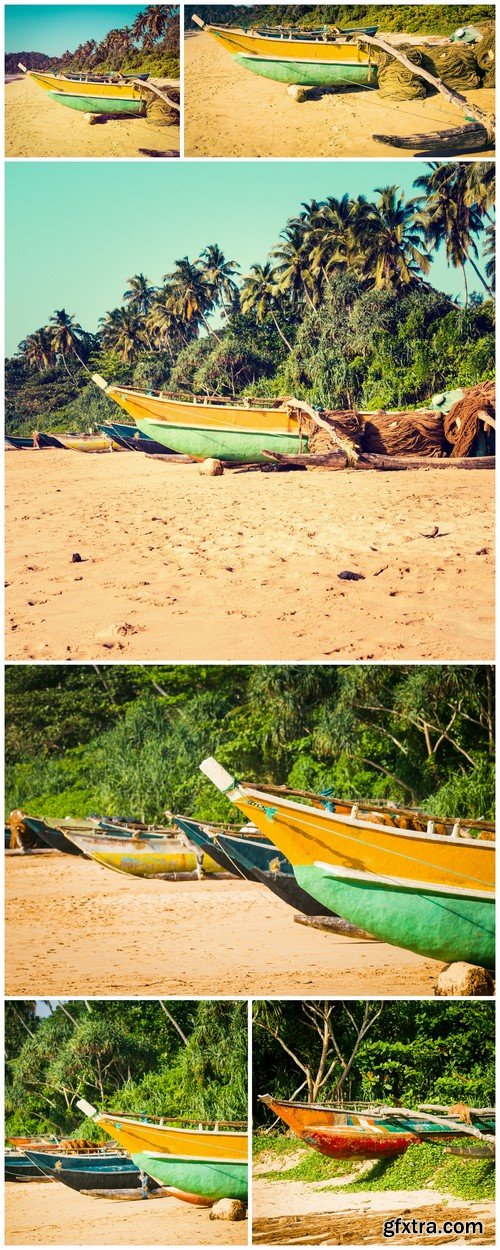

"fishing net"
[374,43,481,100]
[143,86,180,125]
[306,410,365,456]
[443,380,495,457]
[376,47,427,100]
[476,26,495,87]
[361,410,447,457]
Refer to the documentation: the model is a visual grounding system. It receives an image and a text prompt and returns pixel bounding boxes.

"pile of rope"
[361,409,447,457]
[476,25,495,87]
[443,380,495,457]
[374,42,482,100]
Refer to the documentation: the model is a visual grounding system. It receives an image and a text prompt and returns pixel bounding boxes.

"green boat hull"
[233,54,377,87]
[132,1151,248,1201]
[295,865,495,968]
[136,417,308,463]
[48,90,145,116]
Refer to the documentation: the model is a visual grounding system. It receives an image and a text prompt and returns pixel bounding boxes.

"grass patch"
[253,1137,494,1202]
[339,1143,495,1202]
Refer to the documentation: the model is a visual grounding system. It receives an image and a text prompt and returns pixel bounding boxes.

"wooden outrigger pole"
[357,33,495,153]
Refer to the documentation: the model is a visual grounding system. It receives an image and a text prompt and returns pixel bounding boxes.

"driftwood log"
[261,449,495,471]
[374,121,494,153]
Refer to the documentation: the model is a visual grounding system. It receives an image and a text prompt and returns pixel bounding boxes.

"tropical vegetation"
[5,664,494,823]
[6,164,494,436]
[5,999,247,1138]
[186,5,495,36]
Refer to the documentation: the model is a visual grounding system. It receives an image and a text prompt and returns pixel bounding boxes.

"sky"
[5,5,146,56]
[5,159,488,355]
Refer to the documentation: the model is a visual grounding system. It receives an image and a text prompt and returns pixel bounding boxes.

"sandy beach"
[5,76,179,158]
[5,450,494,662]
[5,1182,246,1245]
[252,1175,494,1245]
[5,852,442,997]
[184,30,495,159]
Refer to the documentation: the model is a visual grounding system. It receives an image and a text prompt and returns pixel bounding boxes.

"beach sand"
[5,1182,247,1245]
[6,852,443,997]
[252,1175,494,1244]
[5,76,179,158]
[184,30,495,159]
[5,449,494,662]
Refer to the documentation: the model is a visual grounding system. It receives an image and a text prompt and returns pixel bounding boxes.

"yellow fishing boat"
[77,1101,248,1204]
[191,14,377,87]
[19,64,147,116]
[51,433,116,453]
[65,830,225,878]
[92,374,309,463]
[201,758,495,967]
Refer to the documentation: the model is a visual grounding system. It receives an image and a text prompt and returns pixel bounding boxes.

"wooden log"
[374,122,493,155]
[294,914,378,941]
[262,449,495,470]
[358,33,495,138]
[138,148,179,158]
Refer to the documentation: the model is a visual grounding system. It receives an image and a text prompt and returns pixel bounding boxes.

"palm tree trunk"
[271,313,293,352]
[461,262,469,306]
[467,255,493,296]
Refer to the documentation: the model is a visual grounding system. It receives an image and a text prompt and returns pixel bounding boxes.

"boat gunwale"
[239,784,496,850]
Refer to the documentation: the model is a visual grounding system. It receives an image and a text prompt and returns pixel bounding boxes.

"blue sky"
[5,159,489,355]
[5,5,145,55]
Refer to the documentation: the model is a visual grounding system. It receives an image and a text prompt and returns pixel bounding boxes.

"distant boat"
[22,814,170,854]
[77,1100,248,1204]
[201,758,496,968]
[93,374,310,462]
[191,14,378,87]
[65,829,226,878]
[19,64,148,116]
[5,433,64,449]
[23,1149,161,1195]
[5,1151,50,1182]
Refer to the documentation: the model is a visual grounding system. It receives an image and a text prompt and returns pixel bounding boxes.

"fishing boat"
[172,816,335,916]
[22,815,90,855]
[191,14,378,87]
[5,433,63,449]
[23,1149,161,1195]
[200,759,495,968]
[260,1095,495,1140]
[92,374,310,463]
[51,432,118,452]
[77,1101,248,1204]
[19,64,148,116]
[65,829,225,878]
[5,1150,50,1182]
[98,422,178,455]
[304,1124,418,1159]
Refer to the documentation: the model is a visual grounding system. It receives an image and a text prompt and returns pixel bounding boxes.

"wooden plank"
[294,914,378,941]
[374,122,493,154]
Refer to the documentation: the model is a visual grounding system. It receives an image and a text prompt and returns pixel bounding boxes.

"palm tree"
[132,5,174,46]
[199,245,240,317]
[164,257,219,340]
[49,309,86,373]
[464,162,495,222]
[306,194,366,286]
[240,262,293,351]
[414,164,491,303]
[19,328,55,373]
[123,273,156,316]
[99,307,143,362]
[271,223,317,311]
[357,186,430,293]
[145,292,192,357]
[483,224,495,291]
